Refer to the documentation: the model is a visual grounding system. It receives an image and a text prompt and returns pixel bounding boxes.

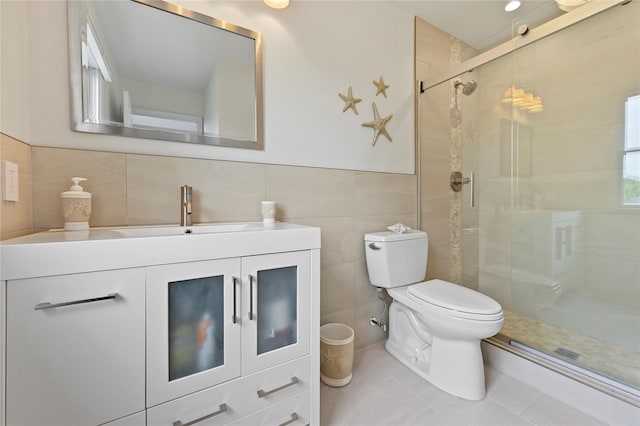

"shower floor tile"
[501,310,640,389]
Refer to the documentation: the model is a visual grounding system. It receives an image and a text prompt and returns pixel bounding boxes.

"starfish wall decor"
[373,76,389,98]
[338,76,394,146]
[338,86,361,115]
[362,102,393,146]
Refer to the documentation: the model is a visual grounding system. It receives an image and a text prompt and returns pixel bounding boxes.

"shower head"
[454,80,478,96]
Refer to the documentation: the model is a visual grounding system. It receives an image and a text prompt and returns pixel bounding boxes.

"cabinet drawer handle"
[278,412,300,426]
[257,376,299,398]
[248,274,255,321]
[34,292,119,310]
[232,276,238,324]
[172,403,227,426]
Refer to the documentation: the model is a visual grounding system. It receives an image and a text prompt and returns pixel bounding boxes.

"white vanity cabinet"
[241,251,311,376]
[147,258,243,407]
[0,222,320,426]
[147,251,312,425]
[5,268,146,426]
[147,251,311,407]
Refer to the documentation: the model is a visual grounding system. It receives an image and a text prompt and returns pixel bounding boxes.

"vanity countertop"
[0,222,320,281]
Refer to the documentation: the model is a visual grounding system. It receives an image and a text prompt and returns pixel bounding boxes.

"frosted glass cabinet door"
[147,258,242,407]
[242,251,311,374]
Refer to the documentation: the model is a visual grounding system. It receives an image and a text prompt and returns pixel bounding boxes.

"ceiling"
[392,0,565,50]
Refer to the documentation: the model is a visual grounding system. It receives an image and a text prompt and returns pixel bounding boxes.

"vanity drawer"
[6,268,146,426]
[228,391,310,426]
[147,356,310,426]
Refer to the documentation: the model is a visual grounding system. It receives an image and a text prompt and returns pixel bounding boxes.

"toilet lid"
[408,279,503,316]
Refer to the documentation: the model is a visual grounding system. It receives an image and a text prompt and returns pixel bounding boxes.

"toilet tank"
[364,230,428,288]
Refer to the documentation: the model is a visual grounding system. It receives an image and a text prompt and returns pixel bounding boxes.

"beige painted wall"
[2,0,415,174]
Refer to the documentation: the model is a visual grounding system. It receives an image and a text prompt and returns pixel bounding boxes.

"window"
[81,19,111,124]
[623,95,640,205]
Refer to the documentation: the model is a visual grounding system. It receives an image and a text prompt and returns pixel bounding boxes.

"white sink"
[113,223,255,238]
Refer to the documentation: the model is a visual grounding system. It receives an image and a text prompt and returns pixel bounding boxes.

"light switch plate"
[2,160,19,202]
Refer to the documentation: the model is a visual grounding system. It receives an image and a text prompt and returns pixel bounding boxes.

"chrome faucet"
[180,185,193,226]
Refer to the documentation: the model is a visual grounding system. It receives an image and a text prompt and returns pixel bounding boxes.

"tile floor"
[320,342,606,426]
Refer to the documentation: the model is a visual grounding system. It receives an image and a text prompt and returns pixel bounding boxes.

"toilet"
[364,229,504,400]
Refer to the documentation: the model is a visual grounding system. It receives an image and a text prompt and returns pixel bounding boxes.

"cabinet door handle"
[248,274,255,321]
[34,292,118,310]
[257,376,299,398]
[172,403,227,426]
[232,276,238,324]
[278,412,300,426]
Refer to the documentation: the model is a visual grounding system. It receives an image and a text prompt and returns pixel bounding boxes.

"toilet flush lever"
[368,242,382,250]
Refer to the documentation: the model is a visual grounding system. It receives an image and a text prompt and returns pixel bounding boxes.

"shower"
[416,0,640,409]
[454,79,478,96]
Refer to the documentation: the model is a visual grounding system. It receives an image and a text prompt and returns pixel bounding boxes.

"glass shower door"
[504,6,640,392]
[458,0,640,394]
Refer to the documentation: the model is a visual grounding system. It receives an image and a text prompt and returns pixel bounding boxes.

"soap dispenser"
[61,177,92,231]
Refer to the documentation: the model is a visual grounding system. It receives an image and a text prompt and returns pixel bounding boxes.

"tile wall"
[3,142,416,349]
[0,134,33,240]
[415,17,477,284]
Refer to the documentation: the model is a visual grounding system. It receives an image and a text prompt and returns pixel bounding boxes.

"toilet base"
[386,301,488,400]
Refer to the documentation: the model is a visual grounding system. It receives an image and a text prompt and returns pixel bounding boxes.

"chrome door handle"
[257,376,299,398]
[450,171,475,207]
[172,403,227,426]
[248,274,255,321]
[278,413,300,426]
[34,292,118,310]
[232,276,238,324]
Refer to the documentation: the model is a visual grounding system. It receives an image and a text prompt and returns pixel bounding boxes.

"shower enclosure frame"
[415,0,638,408]
[417,0,624,95]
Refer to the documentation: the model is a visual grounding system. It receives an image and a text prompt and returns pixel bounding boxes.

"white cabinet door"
[242,251,311,375]
[147,258,242,407]
[6,268,146,426]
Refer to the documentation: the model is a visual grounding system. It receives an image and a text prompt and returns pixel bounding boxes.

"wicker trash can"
[320,323,354,387]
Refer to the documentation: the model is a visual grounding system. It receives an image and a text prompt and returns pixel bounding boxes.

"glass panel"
[418,0,640,393]
[624,151,640,205]
[168,275,224,381]
[625,95,640,150]
[257,266,297,355]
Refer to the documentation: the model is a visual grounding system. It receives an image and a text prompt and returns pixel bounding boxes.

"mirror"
[67,0,263,150]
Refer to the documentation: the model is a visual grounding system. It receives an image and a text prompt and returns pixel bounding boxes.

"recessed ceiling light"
[505,0,521,12]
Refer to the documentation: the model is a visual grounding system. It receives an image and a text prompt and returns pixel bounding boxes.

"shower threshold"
[486,334,640,408]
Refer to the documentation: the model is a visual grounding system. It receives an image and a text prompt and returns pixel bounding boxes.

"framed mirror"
[67,0,263,150]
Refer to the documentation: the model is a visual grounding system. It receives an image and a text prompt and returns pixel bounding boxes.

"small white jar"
[261,201,276,224]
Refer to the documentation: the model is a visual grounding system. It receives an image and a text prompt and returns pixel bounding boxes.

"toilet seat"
[406,279,503,321]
